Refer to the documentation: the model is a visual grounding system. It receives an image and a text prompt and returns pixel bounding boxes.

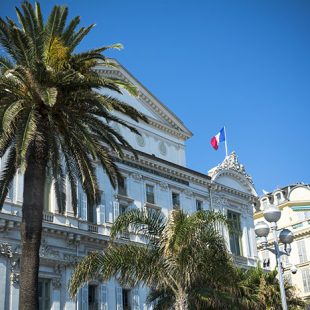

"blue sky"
[2,0,310,194]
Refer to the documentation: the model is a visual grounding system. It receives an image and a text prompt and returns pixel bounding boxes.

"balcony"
[43,212,54,223]
[88,224,99,233]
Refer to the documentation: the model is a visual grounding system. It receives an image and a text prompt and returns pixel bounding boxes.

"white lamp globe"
[263,204,281,223]
[255,221,270,237]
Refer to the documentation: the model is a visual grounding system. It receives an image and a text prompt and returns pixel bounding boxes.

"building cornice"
[118,150,257,202]
[95,65,192,141]
[254,200,310,220]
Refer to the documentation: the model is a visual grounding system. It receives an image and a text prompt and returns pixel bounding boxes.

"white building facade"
[0,61,258,310]
[255,184,310,307]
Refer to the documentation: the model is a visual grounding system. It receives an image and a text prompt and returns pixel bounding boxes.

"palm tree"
[69,208,234,310]
[230,266,305,310]
[146,265,305,310]
[0,2,147,309]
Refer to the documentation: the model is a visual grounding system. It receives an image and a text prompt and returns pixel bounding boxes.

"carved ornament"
[209,152,253,184]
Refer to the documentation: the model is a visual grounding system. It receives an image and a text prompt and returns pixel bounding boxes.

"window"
[262,198,269,209]
[297,239,308,263]
[43,179,52,212]
[146,184,155,204]
[261,250,270,269]
[38,278,51,310]
[6,183,13,200]
[302,268,310,293]
[172,192,180,210]
[227,210,242,256]
[122,289,131,310]
[118,178,127,196]
[119,204,128,216]
[196,199,203,211]
[275,193,282,204]
[88,284,99,310]
[87,204,96,224]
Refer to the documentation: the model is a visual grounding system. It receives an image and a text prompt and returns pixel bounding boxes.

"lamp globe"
[263,204,281,223]
[279,229,294,244]
[255,221,270,237]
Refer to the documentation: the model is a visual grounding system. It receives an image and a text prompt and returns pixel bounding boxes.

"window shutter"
[116,287,123,310]
[78,184,87,220]
[297,240,308,263]
[81,283,88,310]
[133,288,140,310]
[16,171,24,202]
[97,204,106,225]
[113,201,120,222]
[7,182,14,200]
[100,284,108,310]
[302,268,310,293]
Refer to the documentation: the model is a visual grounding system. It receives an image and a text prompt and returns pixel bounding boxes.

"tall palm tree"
[0,2,147,309]
[69,209,234,310]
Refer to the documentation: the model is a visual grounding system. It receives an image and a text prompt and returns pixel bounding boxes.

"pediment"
[208,152,257,196]
[95,60,192,141]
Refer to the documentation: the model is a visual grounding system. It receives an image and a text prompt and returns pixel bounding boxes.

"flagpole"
[224,126,228,157]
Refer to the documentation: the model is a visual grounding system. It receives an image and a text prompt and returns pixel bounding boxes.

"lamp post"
[254,204,294,310]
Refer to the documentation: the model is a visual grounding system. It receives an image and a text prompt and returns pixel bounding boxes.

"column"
[9,273,19,310]
[51,278,61,310]
[64,267,76,310]
[0,258,8,310]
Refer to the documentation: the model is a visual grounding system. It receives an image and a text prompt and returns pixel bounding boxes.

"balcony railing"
[43,212,54,223]
[88,224,98,233]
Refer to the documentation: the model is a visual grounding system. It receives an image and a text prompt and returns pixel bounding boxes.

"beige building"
[254,183,310,306]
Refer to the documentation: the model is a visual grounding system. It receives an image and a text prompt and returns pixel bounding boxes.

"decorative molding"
[63,254,80,266]
[159,182,169,191]
[53,264,64,275]
[131,173,143,181]
[158,141,167,156]
[136,134,145,147]
[212,196,228,207]
[52,278,62,289]
[0,242,13,259]
[10,273,19,285]
[95,67,192,141]
[183,189,193,198]
[209,152,254,185]
[119,150,256,201]
[0,242,19,273]
[39,239,60,259]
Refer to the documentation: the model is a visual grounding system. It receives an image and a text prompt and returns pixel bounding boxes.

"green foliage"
[0,1,147,213]
[69,209,234,309]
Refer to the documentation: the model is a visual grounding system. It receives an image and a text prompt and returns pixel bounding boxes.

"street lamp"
[254,204,294,310]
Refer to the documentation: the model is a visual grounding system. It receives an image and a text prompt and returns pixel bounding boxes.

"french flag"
[210,127,226,150]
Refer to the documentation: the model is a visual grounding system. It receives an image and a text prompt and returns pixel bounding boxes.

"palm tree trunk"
[19,152,47,310]
[175,289,189,310]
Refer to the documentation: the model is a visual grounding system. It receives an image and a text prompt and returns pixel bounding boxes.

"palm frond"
[0,147,17,209]
[110,208,166,241]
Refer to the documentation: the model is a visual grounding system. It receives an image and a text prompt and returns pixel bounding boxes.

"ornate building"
[0,61,258,310]
[255,183,310,307]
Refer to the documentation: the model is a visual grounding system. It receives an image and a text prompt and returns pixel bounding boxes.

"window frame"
[196,199,203,211]
[172,191,181,210]
[38,278,51,310]
[145,183,155,205]
[118,177,128,197]
[302,268,310,293]
[227,209,242,256]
